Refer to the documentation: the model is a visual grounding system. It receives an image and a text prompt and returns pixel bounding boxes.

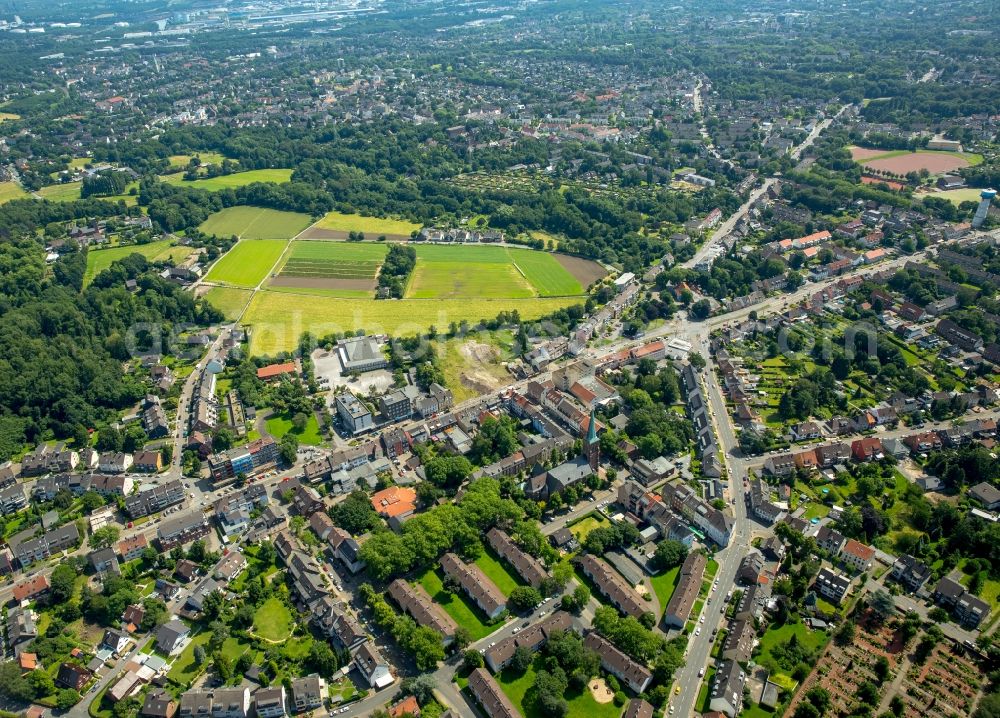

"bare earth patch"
[863,153,969,175]
[269,276,375,291]
[554,253,607,289]
[457,340,506,395]
[589,678,614,704]
[849,146,888,160]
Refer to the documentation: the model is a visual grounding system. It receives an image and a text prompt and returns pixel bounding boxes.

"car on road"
[695,628,701,636]
[674,686,681,695]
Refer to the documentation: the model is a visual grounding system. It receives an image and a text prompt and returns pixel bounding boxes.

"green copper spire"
[587,406,598,444]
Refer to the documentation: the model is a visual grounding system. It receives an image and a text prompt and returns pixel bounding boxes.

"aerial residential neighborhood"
[0,1,998,718]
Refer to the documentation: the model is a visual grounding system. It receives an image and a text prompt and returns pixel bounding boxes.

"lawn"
[568,514,610,543]
[199,206,313,240]
[220,636,250,662]
[203,287,253,320]
[243,290,581,355]
[85,239,193,285]
[933,187,990,205]
[312,210,420,236]
[204,239,287,287]
[507,248,584,296]
[756,621,828,672]
[475,550,525,596]
[496,657,624,718]
[167,630,210,685]
[650,565,680,618]
[418,567,494,642]
[0,180,28,204]
[161,168,293,190]
[265,412,324,446]
[253,597,294,642]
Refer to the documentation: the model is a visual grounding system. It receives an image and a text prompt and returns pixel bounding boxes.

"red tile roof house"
[256,362,297,382]
[840,539,875,573]
[12,575,50,602]
[851,438,883,462]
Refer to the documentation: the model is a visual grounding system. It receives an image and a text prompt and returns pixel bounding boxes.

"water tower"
[972,188,997,229]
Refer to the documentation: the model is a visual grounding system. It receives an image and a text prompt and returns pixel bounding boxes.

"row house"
[577,554,648,620]
[440,553,506,619]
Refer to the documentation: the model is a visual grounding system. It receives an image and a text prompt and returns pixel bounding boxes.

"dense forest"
[0,236,221,460]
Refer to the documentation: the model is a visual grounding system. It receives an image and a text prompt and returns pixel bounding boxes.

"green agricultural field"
[37,181,83,201]
[204,240,287,287]
[253,597,294,642]
[475,550,524,596]
[407,260,534,299]
[265,413,324,446]
[418,568,494,641]
[199,206,312,240]
[496,657,624,718]
[0,181,28,204]
[313,211,420,236]
[242,290,581,355]
[203,287,253,321]
[407,245,535,299]
[161,168,293,191]
[507,248,584,296]
[277,241,385,280]
[85,239,193,285]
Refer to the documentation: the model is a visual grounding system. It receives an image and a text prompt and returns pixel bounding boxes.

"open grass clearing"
[311,211,420,237]
[253,597,294,642]
[495,656,624,718]
[650,564,680,619]
[243,290,581,355]
[85,239,193,285]
[567,514,610,543]
[203,287,253,321]
[0,181,29,204]
[161,168,293,190]
[265,412,324,446]
[37,181,83,201]
[167,152,227,169]
[417,567,494,642]
[204,239,287,287]
[475,549,525,596]
[932,187,991,205]
[199,206,312,240]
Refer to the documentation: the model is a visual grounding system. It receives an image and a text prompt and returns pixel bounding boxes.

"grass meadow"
[202,287,253,320]
[85,239,193,285]
[199,206,312,240]
[204,239,287,287]
[0,181,28,204]
[161,168,293,190]
[312,210,420,236]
